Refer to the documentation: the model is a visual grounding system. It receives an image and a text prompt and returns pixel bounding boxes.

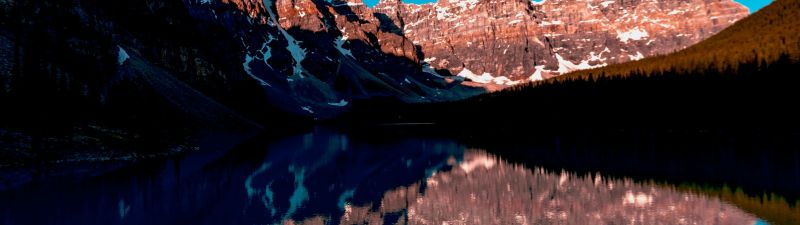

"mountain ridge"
[371,0,748,84]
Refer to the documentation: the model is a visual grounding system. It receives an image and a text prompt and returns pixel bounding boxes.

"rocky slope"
[0,0,484,129]
[372,0,749,84]
[184,0,484,118]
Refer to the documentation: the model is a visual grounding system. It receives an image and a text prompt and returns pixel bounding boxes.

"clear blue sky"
[362,0,772,13]
[736,0,772,13]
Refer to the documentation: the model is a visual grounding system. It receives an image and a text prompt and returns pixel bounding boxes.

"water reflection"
[330,150,761,225]
[240,128,463,224]
[0,128,783,225]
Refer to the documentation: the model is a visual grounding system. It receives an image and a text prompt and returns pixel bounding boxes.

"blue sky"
[362,0,772,13]
[736,0,772,13]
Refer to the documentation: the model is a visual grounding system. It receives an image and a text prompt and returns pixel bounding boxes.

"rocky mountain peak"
[370,0,748,85]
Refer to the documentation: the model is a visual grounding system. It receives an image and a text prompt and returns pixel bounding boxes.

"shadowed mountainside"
[0,0,483,166]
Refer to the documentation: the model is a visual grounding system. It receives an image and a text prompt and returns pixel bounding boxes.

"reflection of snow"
[623,191,654,207]
[459,154,496,174]
[118,199,130,219]
[338,189,356,210]
[244,162,277,216]
[284,166,309,221]
[117,46,129,65]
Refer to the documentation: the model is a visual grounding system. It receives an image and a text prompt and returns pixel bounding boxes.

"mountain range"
[0,0,787,165]
[372,0,748,84]
[0,0,747,120]
[339,0,799,127]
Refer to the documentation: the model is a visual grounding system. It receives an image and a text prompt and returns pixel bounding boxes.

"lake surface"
[1,127,797,225]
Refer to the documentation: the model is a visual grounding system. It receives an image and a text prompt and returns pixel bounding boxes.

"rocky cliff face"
[372,0,749,84]
[183,0,483,117]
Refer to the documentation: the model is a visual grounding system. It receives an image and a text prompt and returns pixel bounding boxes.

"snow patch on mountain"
[265,0,307,77]
[334,38,353,58]
[617,27,649,43]
[301,106,314,114]
[328,100,349,107]
[243,54,272,87]
[332,1,364,7]
[284,34,307,77]
[435,6,454,20]
[628,52,645,61]
[555,53,607,74]
[241,35,275,87]
[457,68,518,85]
[450,0,479,10]
[258,35,275,68]
[529,65,546,81]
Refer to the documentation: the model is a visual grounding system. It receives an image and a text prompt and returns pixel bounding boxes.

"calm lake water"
[1,127,798,225]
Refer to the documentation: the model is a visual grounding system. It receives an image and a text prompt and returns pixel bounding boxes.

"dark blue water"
[0,127,792,225]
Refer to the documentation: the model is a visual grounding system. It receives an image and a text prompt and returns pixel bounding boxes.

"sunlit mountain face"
[370,0,748,85]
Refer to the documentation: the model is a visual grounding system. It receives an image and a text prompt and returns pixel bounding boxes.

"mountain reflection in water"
[221,129,768,225]
[0,128,782,225]
[325,151,760,225]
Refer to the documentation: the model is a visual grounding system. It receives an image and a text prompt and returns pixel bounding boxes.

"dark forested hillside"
[340,0,800,127]
[534,0,800,83]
